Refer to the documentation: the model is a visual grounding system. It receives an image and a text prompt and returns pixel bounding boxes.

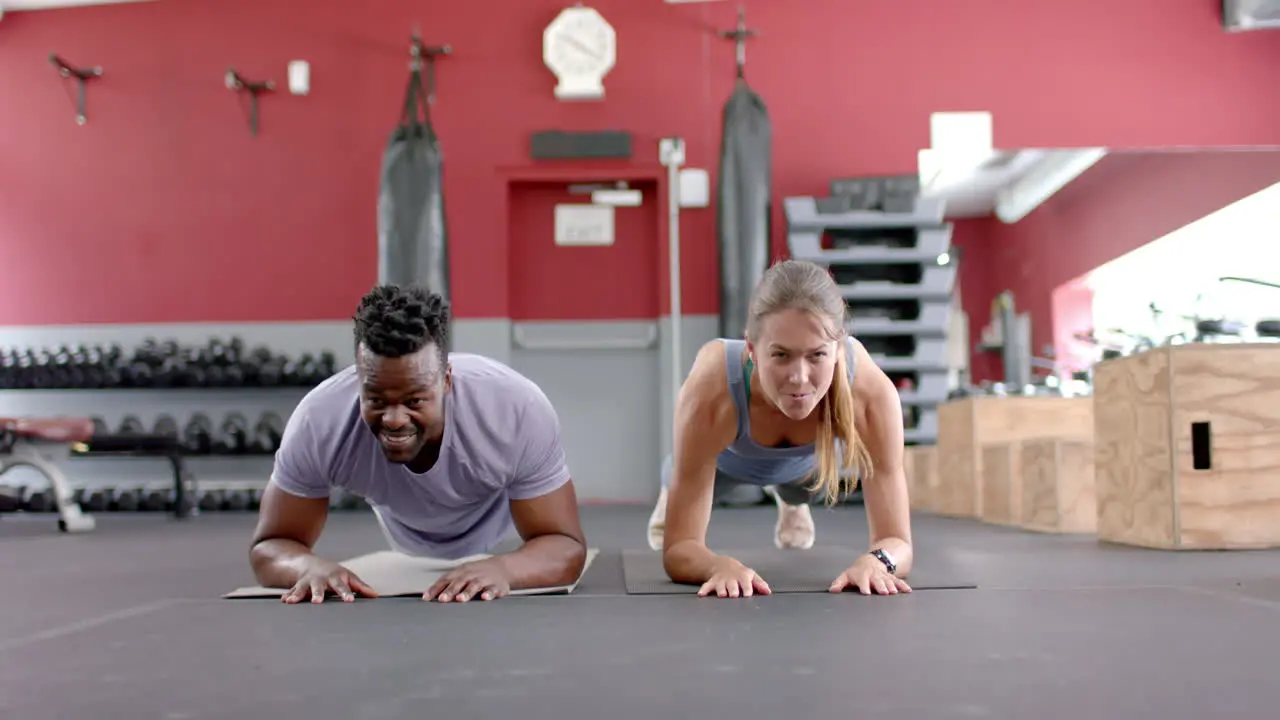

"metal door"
[507,180,661,502]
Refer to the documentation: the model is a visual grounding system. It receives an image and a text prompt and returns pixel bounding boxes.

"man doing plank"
[248,285,588,604]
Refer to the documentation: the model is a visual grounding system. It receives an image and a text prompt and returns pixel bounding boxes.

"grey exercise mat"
[224,548,599,599]
[622,547,977,595]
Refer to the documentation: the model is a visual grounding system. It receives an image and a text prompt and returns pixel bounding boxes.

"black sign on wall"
[530,130,633,160]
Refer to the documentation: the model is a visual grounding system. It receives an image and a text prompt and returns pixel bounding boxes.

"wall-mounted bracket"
[717,6,757,80]
[409,29,452,107]
[49,53,103,125]
[224,68,275,136]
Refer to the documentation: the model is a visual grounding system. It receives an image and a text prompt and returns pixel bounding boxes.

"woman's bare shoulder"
[675,340,738,446]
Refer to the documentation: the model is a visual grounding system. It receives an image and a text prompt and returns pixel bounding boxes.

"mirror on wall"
[1083,180,1280,356]
[922,145,1280,395]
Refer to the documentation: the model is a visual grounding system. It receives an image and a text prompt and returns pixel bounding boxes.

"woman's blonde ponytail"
[809,340,874,505]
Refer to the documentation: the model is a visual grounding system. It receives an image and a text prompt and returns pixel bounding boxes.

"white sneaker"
[768,486,816,550]
[647,486,668,551]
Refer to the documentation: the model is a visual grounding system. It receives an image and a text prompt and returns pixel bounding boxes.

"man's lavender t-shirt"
[268,352,572,559]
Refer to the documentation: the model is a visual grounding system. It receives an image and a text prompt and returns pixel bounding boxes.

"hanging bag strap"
[399,50,429,139]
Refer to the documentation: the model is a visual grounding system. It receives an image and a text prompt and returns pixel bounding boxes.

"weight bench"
[73,433,193,518]
[0,416,97,533]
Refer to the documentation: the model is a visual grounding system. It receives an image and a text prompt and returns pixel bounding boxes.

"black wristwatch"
[869,548,896,574]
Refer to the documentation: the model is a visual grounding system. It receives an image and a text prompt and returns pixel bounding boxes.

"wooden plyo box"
[1093,343,1280,550]
[905,445,939,513]
[979,442,1019,526]
[936,396,1094,518]
[1020,437,1096,533]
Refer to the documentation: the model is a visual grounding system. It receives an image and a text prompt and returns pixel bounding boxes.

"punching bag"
[716,78,773,341]
[377,53,450,303]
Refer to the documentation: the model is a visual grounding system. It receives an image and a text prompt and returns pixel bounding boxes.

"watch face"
[549,29,610,74]
[545,10,615,76]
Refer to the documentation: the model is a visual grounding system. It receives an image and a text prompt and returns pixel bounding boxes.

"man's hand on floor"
[424,558,511,602]
[281,557,379,604]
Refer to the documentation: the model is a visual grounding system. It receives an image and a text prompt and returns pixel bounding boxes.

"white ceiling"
[1,0,155,10]
[923,149,1049,219]
[922,148,1109,221]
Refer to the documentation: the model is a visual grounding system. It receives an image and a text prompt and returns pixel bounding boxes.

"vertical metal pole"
[663,140,685,410]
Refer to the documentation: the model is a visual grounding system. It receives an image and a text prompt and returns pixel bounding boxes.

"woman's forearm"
[862,463,914,576]
[869,536,914,576]
[663,540,727,585]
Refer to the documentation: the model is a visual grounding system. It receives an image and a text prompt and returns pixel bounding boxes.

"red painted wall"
[960,149,1280,382]
[2,0,1280,325]
[508,180,661,321]
[1050,279,1096,376]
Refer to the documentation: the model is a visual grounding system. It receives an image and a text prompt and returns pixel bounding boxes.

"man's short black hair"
[352,285,450,363]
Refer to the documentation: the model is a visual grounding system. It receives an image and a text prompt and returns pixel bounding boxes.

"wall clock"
[543,5,616,101]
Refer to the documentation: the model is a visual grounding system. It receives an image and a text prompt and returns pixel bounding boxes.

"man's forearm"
[493,534,587,590]
[250,538,322,588]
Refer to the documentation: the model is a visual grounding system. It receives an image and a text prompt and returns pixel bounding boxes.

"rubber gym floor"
[2,503,1278,719]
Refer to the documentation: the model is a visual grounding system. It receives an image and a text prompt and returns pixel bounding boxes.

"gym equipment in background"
[378,33,452,320]
[1216,276,1280,340]
[0,417,98,533]
[784,173,955,448]
[2,481,369,516]
[0,336,337,390]
[977,290,1032,390]
[715,8,772,341]
[1073,276,1274,368]
[969,291,1071,397]
[0,333,327,524]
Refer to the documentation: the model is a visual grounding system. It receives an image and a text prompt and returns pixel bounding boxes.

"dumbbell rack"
[784,175,957,449]
[0,336,344,519]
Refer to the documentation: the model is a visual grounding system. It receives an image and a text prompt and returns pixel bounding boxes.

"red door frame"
[495,162,671,320]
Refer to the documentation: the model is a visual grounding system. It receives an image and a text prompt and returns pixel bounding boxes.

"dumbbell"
[120,360,154,388]
[118,415,146,436]
[183,414,214,454]
[24,491,53,513]
[18,348,54,388]
[208,337,245,367]
[0,350,15,389]
[0,488,19,513]
[153,414,180,439]
[222,489,251,511]
[47,345,89,388]
[214,413,249,454]
[318,351,337,376]
[257,355,285,386]
[204,364,228,387]
[83,487,112,512]
[113,488,140,512]
[198,488,224,512]
[252,412,284,454]
[140,488,170,512]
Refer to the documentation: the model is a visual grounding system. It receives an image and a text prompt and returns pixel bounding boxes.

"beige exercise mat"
[223,548,599,599]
